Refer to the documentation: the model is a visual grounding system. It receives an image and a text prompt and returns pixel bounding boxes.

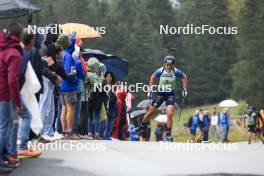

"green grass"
[149,101,249,142]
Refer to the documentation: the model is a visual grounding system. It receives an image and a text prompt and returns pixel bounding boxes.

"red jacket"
[0,30,22,107]
[112,87,128,140]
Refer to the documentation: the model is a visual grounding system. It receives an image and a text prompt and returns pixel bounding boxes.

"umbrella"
[101,55,128,81]
[219,99,238,108]
[0,0,40,18]
[82,48,107,61]
[137,99,152,109]
[130,110,146,119]
[158,102,180,110]
[154,114,167,123]
[137,99,179,110]
[60,23,101,39]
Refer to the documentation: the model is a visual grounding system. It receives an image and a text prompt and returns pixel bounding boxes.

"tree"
[176,0,237,105]
[231,0,264,107]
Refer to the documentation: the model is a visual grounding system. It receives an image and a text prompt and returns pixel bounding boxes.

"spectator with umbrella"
[220,108,230,143]
[219,99,239,143]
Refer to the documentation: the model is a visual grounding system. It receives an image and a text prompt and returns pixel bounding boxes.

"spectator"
[39,32,62,142]
[0,23,23,174]
[196,108,204,142]
[85,57,104,139]
[112,86,127,140]
[138,110,151,142]
[17,30,42,157]
[72,45,85,135]
[188,110,200,142]
[103,72,118,140]
[154,122,166,142]
[54,45,63,137]
[54,44,76,138]
[210,107,220,143]
[202,110,210,142]
[98,64,107,138]
[220,108,230,143]
[56,34,80,139]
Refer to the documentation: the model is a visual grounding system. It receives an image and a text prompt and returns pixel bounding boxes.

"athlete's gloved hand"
[182,88,188,97]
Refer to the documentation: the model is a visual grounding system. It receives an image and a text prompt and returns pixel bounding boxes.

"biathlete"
[133,55,188,141]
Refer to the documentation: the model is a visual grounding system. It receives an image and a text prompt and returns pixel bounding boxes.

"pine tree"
[126,0,167,100]
[177,0,237,105]
[231,0,264,107]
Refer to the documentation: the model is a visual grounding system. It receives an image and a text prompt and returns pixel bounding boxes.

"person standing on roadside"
[0,23,23,174]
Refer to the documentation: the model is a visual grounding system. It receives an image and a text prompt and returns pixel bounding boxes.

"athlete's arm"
[181,73,188,90]
[149,74,157,90]
[150,68,162,91]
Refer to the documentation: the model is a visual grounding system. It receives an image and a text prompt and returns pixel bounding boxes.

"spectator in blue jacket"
[56,34,83,139]
[220,108,230,142]
[202,110,210,142]
[188,110,201,142]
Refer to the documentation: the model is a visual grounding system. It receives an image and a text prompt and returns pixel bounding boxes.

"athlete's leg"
[143,94,164,123]
[164,94,176,141]
[132,95,164,134]
[166,105,175,130]
[132,106,157,134]
[248,132,252,144]
[142,106,158,122]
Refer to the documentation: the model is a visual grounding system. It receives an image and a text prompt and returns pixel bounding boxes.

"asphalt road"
[6,140,264,176]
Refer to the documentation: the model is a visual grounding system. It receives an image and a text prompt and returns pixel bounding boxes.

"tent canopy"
[0,0,40,18]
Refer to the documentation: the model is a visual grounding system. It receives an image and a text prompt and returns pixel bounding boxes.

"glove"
[182,88,188,97]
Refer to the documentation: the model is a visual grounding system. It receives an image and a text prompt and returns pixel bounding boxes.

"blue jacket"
[202,115,209,128]
[75,58,85,93]
[75,58,85,79]
[60,35,78,92]
[19,48,31,88]
[191,114,199,130]
[220,112,230,126]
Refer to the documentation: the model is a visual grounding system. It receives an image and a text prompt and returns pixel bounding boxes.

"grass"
[149,101,249,142]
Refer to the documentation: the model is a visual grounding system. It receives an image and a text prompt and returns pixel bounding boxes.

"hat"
[56,34,71,49]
